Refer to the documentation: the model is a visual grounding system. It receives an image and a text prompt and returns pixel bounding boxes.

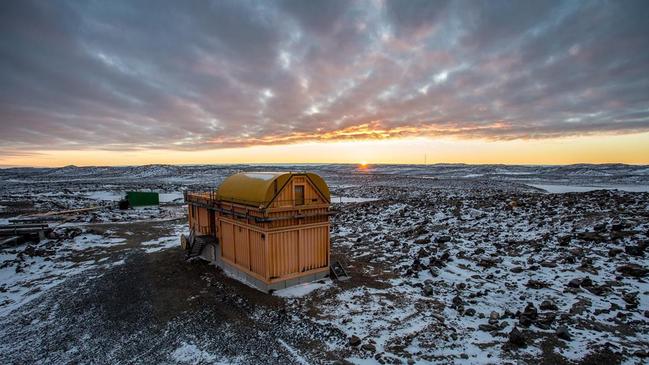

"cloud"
[0,0,648,153]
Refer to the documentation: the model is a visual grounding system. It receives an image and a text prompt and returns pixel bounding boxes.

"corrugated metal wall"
[268,230,299,278]
[234,225,250,269]
[249,230,266,277]
[221,221,235,262]
[299,225,329,271]
[188,205,212,235]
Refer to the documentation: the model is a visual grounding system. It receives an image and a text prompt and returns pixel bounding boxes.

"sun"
[358,161,369,169]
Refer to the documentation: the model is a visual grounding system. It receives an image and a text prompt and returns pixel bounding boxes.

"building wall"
[268,230,299,278]
[189,174,330,285]
[188,205,212,236]
[269,176,327,209]
[298,225,329,271]
[216,218,330,284]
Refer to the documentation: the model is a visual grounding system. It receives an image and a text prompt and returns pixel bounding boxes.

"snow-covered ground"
[529,184,649,193]
[0,163,648,364]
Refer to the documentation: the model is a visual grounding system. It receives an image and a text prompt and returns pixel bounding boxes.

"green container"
[126,191,159,207]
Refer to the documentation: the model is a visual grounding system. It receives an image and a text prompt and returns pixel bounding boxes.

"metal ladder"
[184,232,203,260]
[330,260,350,281]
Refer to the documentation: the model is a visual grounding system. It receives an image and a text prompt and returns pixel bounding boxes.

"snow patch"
[170,342,222,365]
[274,279,332,298]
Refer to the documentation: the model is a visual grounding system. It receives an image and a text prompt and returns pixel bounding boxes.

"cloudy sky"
[1,0,648,166]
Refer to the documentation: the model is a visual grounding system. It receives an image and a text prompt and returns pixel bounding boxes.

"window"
[295,185,305,206]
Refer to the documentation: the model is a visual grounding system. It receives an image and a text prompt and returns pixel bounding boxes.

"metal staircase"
[330,260,350,281]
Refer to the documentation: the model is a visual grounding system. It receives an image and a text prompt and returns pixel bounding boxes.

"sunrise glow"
[1,1,648,166]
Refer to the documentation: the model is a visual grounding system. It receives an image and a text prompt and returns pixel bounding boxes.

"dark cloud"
[0,0,648,153]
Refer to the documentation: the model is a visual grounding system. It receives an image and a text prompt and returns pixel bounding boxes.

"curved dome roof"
[215,172,330,207]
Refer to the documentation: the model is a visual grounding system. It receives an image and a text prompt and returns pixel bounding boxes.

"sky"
[1,0,648,167]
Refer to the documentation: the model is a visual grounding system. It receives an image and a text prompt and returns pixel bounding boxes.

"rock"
[361,343,376,352]
[577,232,604,242]
[558,235,572,246]
[464,308,476,317]
[508,327,526,347]
[622,292,638,307]
[436,235,451,243]
[414,238,429,245]
[518,303,538,327]
[539,300,558,311]
[452,295,463,307]
[563,255,576,264]
[585,284,610,297]
[416,248,428,258]
[478,257,499,268]
[569,299,591,315]
[634,350,648,358]
[510,266,524,273]
[540,261,557,268]
[489,311,500,320]
[581,276,593,287]
[625,245,644,257]
[608,248,623,257]
[567,278,582,288]
[594,223,607,232]
[478,323,497,332]
[526,279,549,289]
[349,335,361,346]
[616,264,649,278]
[536,312,556,327]
[422,285,434,296]
[556,326,571,341]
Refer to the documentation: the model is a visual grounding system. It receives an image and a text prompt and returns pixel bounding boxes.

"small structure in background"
[183,172,332,292]
[119,191,160,209]
[126,191,159,207]
[0,223,51,247]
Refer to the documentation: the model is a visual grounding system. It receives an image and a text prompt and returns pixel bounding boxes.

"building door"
[294,185,305,206]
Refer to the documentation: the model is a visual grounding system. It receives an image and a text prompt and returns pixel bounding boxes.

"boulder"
[556,326,571,341]
[616,264,648,278]
[508,327,526,347]
[422,285,434,296]
[463,308,476,317]
[539,300,558,311]
[349,335,361,346]
[608,248,623,257]
[625,245,645,257]
[478,323,497,332]
[567,278,582,288]
[361,343,376,352]
[526,279,549,289]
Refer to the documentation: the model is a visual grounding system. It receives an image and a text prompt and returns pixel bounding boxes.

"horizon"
[2,160,649,170]
[2,1,649,166]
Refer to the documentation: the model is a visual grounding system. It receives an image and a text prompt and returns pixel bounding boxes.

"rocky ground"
[0,164,648,364]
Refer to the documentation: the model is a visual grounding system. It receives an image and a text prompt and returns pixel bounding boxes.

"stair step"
[330,260,350,281]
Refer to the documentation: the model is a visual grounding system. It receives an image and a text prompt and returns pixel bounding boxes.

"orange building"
[183,172,331,292]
